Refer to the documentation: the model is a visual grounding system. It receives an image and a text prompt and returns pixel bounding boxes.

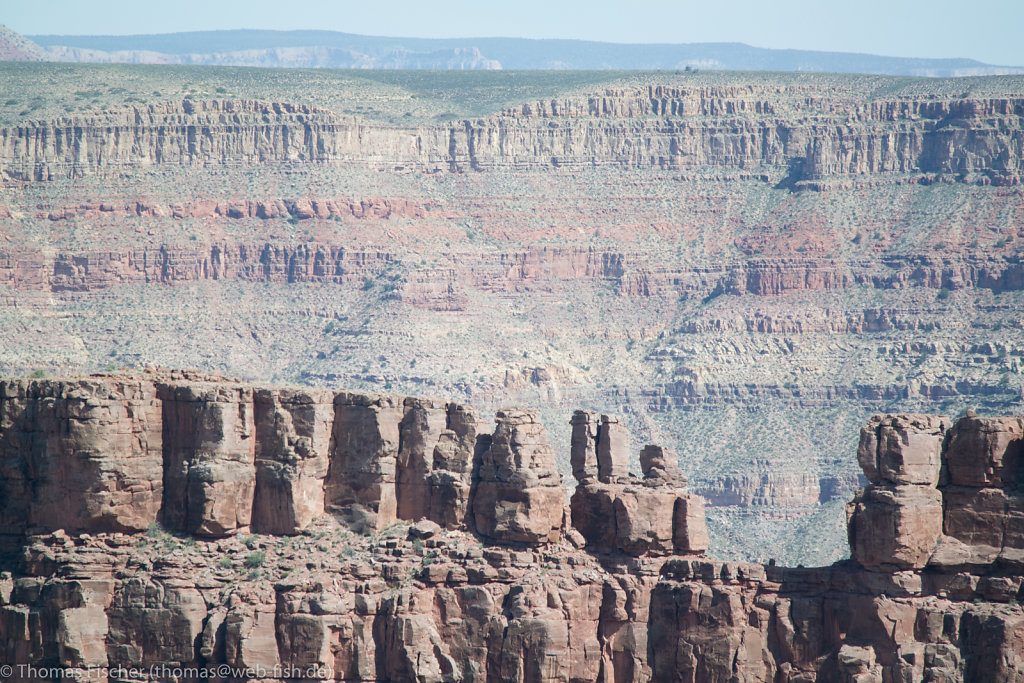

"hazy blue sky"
[7,0,1023,66]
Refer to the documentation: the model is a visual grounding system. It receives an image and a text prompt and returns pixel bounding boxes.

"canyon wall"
[1,373,1023,681]
[2,88,1023,184]
[2,241,1024,297]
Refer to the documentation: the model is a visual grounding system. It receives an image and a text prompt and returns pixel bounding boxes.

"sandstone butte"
[0,371,1021,682]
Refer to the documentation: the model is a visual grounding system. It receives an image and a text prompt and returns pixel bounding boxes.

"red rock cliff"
[0,374,1022,682]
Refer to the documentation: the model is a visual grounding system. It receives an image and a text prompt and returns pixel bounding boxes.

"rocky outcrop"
[936,414,1024,563]
[0,377,162,539]
[252,387,334,535]
[571,412,709,556]
[0,375,571,544]
[849,411,1024,570]
[4,377,1024,682]
[648,412,1024,683]
[848,414,949,569]
[472,409,563,545]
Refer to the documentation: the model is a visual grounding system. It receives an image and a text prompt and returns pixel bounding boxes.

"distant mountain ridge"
[7,26,1023,75]
[0,24,47,61]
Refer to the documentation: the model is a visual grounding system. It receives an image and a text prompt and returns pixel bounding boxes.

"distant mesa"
[1,23,1021,75]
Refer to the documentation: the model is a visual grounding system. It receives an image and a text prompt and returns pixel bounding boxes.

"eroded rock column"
[396,397,449,522]
[570,413,709,556]
[847,414,947,568]
[326,391,403,533]
[159,381,256,537]
[252,387,334,534]
[427,402,481,529]
[473,409,563,545]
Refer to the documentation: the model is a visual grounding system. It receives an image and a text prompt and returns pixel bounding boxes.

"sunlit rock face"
[3,375,1023,681]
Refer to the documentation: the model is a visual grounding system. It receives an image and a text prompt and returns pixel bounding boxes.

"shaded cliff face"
[2,67,1024,565]
[1,374,1023,682]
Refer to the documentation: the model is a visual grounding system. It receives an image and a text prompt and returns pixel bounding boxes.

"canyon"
[0,65,1023,564]
[0,373,1022,681]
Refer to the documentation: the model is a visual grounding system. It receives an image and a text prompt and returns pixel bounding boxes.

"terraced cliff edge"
[0,372,1022,682]
[2,89,1023,186]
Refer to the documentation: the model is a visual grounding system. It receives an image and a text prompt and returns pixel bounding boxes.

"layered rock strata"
[3,90,1023,184]
[3,244,1024,302]
[1,375,1023,682]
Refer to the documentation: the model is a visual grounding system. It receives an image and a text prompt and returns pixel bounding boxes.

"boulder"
[640,444,686,486]
[945,415,1024,489]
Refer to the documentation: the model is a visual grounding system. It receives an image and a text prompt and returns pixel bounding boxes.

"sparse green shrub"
[217,557,233,569]
[146,521,168,538]
[244,551,265,568]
